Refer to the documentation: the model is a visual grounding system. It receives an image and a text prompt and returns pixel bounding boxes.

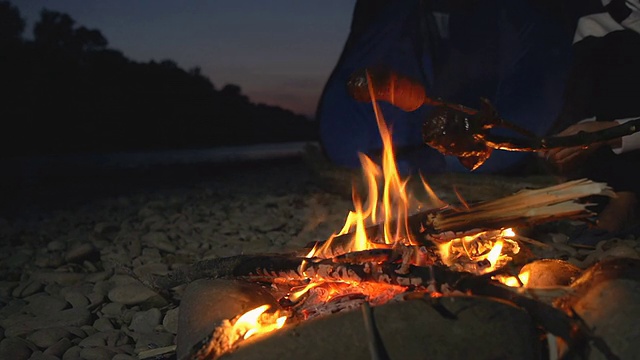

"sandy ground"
[0,145,637,359]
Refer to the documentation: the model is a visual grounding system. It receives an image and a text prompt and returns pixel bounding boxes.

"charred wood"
[143,251,475,293]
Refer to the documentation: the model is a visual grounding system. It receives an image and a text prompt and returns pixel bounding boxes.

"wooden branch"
[481,118,640,151]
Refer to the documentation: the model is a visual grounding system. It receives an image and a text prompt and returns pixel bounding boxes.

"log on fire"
[176,279,280,360]
[311,179,612,255]
[142,252,472,292]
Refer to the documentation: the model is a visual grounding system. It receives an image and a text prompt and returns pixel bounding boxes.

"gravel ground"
[0,149,638,359]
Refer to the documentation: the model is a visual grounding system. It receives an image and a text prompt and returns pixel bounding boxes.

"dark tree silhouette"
[0,1,24,44]
[0,4,316,157]
[33,10,76,48]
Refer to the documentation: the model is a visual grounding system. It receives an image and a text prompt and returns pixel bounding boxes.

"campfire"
[139,76,639,360]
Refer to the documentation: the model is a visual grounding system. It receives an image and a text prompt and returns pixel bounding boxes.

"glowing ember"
[437,228,520,273]
[494,270,531,288]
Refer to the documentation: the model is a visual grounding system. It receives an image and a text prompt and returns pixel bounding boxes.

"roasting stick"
[482,117,640,152]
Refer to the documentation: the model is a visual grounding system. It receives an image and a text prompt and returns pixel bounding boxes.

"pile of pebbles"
[1,156,638,359]
[0,159,352,359]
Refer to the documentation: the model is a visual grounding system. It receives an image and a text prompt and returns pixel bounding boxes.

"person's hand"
[539,121,621,173]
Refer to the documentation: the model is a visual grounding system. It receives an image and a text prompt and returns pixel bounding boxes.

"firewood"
[428,179,613,234]
[310,179,612,256]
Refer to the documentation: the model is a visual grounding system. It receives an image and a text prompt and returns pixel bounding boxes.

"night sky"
[15,1,357,117]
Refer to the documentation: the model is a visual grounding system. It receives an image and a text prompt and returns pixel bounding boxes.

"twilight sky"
[15,1,357,117]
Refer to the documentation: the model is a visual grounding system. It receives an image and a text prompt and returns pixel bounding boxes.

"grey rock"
[79,346,116,360]
[62,326,87,339]
[82,260,98,272]
[0,299,26,319]
[100,249,132,270]
[100,302,125,318]
[0,337,33,360]
[30,272,86,286]
[2,308,92,338]
[0,281,18,298]
[162,307,179,334]
[78,331,108,348]
[140,294,169,309]
[115,344,135,354]
[141,232,176,253]
[106,331,131,347]
[108,284,157,305]
[85,271,110,283]
[46,240,66,252]
[24,293,69,316]
[26,350,59,360]
[34,252,64,268]
[64,292,90,309]
[112,354,137,360]
[92,317,114,332]
[140,247,162,261]
[109,274,139,287]
[92,280,111,297]
[129,308,162,334]
[80,325,97,337]
[27,327,70,348]
[43,338,73,357]
[65,243,98,263]
[85,291,105,307]
[43,283,62,297]
[125,236,142,258]
[133,262,169,278]
[12,280,43,298]
[61,345,81,360]
[134,331,175,352]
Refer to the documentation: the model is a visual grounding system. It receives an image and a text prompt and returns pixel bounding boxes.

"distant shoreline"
[2,141,320,172]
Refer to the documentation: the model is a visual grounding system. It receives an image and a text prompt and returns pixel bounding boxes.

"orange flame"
[494,269,531,288]
[309,70,439,258]
[231,305,287,341]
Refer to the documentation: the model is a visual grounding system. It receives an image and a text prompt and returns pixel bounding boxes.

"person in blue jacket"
[317,0,572,175]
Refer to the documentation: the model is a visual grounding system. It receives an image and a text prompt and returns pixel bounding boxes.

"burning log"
[176,279,280,360]
[143,252,472,293]
[313,179,612,256]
